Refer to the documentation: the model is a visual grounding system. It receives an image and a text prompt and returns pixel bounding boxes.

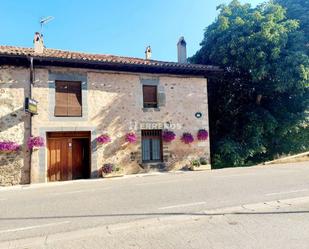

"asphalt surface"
[0,161,309,248]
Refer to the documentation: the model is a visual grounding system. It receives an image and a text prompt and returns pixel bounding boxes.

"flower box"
[189,164,211,171]
[102,170,124,178]
[101,163,124,178]
[0,150,16,154]
[0,141,20,153]
[189,157,211,171]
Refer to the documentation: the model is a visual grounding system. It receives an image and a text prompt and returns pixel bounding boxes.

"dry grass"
[267,153,309,165]
[272,155,309,164]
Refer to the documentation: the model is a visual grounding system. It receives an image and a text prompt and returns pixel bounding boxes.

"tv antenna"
[40,16,54,33]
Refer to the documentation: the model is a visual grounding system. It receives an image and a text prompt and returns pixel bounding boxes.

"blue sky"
[2,0,264,61]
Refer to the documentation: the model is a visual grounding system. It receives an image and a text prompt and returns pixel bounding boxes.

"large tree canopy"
[191,0,309,167]
[275,0,309,46]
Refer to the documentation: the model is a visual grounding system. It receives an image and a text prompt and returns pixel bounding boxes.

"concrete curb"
[2,160,308,192]
[0,170,185,192]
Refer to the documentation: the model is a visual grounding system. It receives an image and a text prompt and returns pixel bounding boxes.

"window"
[55,81,82,117]
[142,130,162,162]
[143,85,157,108]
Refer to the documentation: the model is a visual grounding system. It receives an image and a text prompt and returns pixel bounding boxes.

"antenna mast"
[40,16,54,33]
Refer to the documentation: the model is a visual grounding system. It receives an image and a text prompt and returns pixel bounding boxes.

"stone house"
[0,33,219,186]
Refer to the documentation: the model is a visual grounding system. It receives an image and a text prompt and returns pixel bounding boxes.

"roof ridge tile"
[0,45,220,74]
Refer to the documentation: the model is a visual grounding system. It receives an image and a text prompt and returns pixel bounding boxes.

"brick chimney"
[145,46,152,60]
[177,36,187,63]
[33,32,44,53]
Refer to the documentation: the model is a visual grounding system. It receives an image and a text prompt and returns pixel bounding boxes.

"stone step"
[141,163,166,173]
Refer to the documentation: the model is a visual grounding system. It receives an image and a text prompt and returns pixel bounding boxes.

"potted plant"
[181,132,194,144]
[162,130,176,143]
[197,129,209,141]
[27,136,44,150]
[101,163,124,178]
[189,157,211,171]
[125,132,137,144]
[0,141,20,153]
[97,134,111,144]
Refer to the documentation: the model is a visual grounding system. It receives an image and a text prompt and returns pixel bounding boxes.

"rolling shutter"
[55,81,68,116]
[143,85,157,108]
[68,82,82,116]
[54,81,82,117]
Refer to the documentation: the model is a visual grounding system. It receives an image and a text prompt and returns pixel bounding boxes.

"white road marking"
[215,173,256,178]
[50,188,111,196]
[158,202,206,210]
[0,221,71,234]
[51,190,92,196]
[265,189,309,196]
[136,179,192,186]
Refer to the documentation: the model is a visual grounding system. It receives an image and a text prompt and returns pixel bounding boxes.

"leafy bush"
[191,159,201,167]
[199,157,208,165]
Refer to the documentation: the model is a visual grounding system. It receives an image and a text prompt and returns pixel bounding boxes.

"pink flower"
[197,129,209,141]
[181,133,194,144]
[97,134,111,144]
[125,132,137,143]
[102,163,114,174]
[162,130,176,142]
[27,136,44,149]
[0,141,20,152]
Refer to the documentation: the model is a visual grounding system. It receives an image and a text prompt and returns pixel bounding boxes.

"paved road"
[0,161,309,248]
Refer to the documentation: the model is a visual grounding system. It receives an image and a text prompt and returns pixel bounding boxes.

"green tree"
[190,0,309,168]
[272,0,309,157]
[275,0,309,46]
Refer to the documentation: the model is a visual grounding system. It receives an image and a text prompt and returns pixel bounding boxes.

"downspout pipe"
[28,56,34,183]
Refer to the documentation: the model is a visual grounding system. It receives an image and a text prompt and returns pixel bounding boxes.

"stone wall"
[0,66,30,186]
[0,65,210,185]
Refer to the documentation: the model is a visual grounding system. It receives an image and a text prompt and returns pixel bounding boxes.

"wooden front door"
[48,138,70,181]
[47,132,90,182]
[72,138,90,179]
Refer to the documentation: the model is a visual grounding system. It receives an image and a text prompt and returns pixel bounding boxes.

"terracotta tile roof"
[0,46,219,75]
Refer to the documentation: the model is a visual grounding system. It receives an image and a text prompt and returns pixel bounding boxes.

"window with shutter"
[68,82,82,116]
[141,130,162,162]
[55,81,82,117]
[143,85,157,108]
[55,81,68,116]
